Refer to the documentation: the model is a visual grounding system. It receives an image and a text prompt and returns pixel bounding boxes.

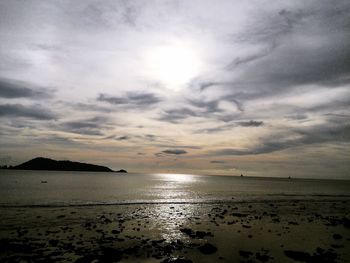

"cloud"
[212,145,287,156]
[197,2,350,104]
[38,135,83,147]
[225,43,277,70]
[116,135,130,141]
[162,149,188,155]
[63,1,141,30]
[67,102,112,113]
[211,123,350,156]
[210,160,225,164]
[0,78,52,99]
[236,120,264,127]
[158,108,197,123]
[188,99,221,114]
[97,92,161,108]
[144,134,156,141]
[60,116,109,136]
[0,0,349,178]
[155,144,201,150]
[158,95,246,124]
[195,126,231,134]
[198,82,223,92]
[285,114,309,120]
[195,121,263,134]
[0,104,56,120]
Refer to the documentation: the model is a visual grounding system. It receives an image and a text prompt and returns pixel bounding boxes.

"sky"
[0,0,349,179]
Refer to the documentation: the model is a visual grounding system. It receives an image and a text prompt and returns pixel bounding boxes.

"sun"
[144,42,201,91]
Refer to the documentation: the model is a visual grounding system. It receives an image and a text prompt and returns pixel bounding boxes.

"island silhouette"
[2,157,127,173]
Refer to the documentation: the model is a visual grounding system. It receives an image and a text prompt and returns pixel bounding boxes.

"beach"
[1,200,349,262]
[0,171,349,262]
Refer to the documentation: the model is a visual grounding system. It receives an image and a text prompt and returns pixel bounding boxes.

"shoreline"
[1,196,350,208]
[1,199,349,262]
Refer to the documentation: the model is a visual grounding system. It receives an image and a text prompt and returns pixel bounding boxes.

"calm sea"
[0,170,349,207]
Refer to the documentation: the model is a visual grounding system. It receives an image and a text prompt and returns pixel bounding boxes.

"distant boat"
[240,174,243,177]
[288,176,291,179]
[41,181,48,183]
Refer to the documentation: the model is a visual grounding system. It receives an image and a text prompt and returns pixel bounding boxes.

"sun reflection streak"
[149,174,199,241]
[149,173,200,201]
[154,173,199,183]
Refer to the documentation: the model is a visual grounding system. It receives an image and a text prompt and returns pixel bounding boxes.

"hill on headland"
[9,157,127,173]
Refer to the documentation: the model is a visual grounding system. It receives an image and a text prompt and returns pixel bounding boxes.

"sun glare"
[144,43,201,91]
[155,173,197,183]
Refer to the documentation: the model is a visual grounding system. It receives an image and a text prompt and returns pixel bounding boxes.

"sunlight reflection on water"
[150,174,199,240]
[153,173,199,183]
[150,173,201,201]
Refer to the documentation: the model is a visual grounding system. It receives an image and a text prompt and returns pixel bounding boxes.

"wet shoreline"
[1,200,349,262]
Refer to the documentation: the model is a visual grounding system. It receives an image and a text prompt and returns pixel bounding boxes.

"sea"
[0,170,349,207]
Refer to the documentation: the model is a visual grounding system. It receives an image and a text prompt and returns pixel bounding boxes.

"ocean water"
[0,170,349,206]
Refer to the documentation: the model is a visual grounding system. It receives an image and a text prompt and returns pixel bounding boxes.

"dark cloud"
[162,149,187,155]
[285,114,309,120]
[104,134,158,142]
[127,92,161,105]
[0,104,56,120]
[116,135,130,141]
[195,126,231,134]
[199,2,350,104]
[308,97,350,115]
[158,108,197,123]
[102,134,116,140]
[38,135,83,147]
[295,124,350,144]
[324,113,350,119]
[63,121,100,130]
[236,120,264,127]
[188,99,221,114]
[229,98,245,113]
[195,121,263,134]
[237,8,304,45]
[144,134,156,141]
[155,149,188,158]
[157,95,226,123]
[131,134,158,142]
[62,1,141,30]
[158,96,245,124]
[98,91,161,107]
[211,124,350,156]
[212,145,286,156]
[198,82,222,92]
[226,43,277,70]
[210,160,226,164]
[67,102,112,113]
[60,116,108,136]
[0,79,52,99]
[155,144,201,150]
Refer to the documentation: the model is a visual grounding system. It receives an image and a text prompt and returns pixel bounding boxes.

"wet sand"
[0,200,349,262]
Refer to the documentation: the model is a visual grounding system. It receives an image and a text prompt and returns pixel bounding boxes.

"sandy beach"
[0,200,349,262]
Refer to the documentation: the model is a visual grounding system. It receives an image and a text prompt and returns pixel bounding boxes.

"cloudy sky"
[0,0,349,178]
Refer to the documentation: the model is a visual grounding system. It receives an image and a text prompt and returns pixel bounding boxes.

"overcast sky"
[0,0,349,178]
